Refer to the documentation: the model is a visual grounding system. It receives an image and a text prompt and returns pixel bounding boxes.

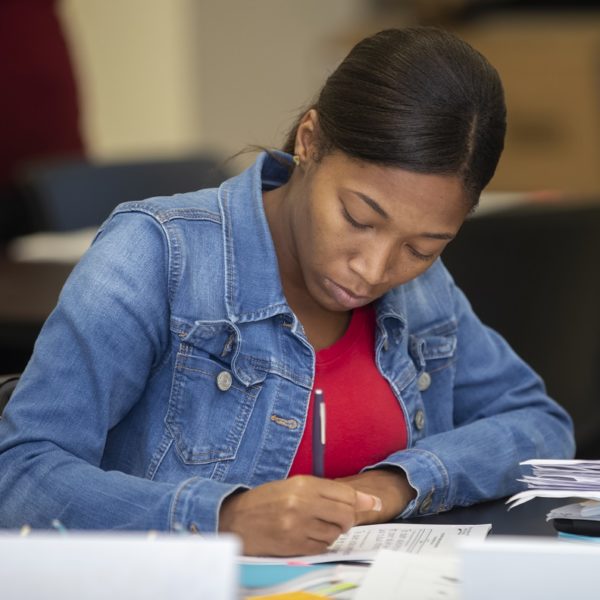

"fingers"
[355,490,383,513]
[218,476,373,556]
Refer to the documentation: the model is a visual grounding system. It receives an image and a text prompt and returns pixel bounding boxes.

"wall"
[59,0,367,165]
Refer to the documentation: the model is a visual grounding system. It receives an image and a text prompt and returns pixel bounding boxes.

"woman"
[0,27,574,556]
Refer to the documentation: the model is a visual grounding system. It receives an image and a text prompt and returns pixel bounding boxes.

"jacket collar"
[217,151,412,332]
[218,151,293,323]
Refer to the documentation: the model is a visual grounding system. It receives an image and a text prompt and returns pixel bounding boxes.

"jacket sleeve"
[0,211,246,531]
[368,272,575,518]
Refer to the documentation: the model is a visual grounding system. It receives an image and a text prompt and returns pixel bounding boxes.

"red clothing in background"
[0,0,84,182]
[0,0,84,241]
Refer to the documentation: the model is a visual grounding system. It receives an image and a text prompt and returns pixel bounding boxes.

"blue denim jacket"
[0,152,574,532]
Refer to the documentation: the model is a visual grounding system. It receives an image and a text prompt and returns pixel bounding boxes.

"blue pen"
[312,388,326,477]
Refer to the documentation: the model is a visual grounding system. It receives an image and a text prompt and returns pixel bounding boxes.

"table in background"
[0,258,73,372]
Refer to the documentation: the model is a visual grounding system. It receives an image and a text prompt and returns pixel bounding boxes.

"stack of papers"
[506,459,600,509]
[241,523,491,599]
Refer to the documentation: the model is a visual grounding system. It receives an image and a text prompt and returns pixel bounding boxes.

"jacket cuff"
[365,448,450,518]
[170,477,249,533]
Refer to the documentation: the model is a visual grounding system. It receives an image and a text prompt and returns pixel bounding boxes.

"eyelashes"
[342,205,435,262]
[342,206,370,230]
[407,247,434,261]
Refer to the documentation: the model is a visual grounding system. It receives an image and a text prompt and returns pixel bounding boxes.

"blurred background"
[1,0,600,455]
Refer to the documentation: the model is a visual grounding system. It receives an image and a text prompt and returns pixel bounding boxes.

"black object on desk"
[553,518,600,537]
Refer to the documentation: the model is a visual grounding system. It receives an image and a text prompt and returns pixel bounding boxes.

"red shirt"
[288,304,408,478]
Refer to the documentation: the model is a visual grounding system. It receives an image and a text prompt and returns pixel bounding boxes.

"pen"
[312,388,326,477]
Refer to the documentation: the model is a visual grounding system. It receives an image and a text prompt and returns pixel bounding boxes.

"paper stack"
[506,459,600,509]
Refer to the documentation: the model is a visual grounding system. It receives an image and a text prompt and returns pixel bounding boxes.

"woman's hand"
[218,475,381,556]
[336,468,417,525]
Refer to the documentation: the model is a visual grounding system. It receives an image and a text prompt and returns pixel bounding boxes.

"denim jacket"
[0,152,575,532]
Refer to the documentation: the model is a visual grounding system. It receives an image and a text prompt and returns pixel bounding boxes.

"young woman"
[0,27,574,556]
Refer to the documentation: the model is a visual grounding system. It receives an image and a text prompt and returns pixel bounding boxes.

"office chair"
[0,374,19,415]
[443,200,600,458]
[17,155,230,232]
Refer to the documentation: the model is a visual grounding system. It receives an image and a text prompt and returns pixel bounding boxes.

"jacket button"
[216,370,233,391]
[417,371,431,391]
[414,409,426,430]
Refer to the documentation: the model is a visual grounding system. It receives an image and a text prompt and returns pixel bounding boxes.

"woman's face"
[286,115,471,312]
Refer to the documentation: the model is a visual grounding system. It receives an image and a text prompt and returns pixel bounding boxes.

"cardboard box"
[454,15,600,195]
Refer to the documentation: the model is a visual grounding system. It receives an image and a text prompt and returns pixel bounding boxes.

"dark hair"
[283,27,506,205]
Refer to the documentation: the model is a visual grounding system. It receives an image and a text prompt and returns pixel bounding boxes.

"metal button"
[216,370,233,392]
[419,491,433,514]
[414,409,426,430]
[417,371,431,391]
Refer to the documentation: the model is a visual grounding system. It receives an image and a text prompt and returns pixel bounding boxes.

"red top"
[288,304,408,479]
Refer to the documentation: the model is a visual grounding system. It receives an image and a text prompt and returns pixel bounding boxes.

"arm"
[340,277,575,520]
[0,211,378,555]
[0,211,245,531]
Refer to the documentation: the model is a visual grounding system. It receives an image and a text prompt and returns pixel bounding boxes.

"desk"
[0,259,72,371]
[403,496,565,537]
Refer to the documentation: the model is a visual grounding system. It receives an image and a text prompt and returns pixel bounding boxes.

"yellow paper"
[248,592,325,599]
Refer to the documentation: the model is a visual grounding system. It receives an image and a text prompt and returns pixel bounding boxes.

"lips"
[323,277,371,310]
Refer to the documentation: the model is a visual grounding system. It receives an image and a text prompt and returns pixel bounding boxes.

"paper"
[0,532,239,600]
[354,550,459,600]
[507,459,600,509]
[546,500,600,521]
[460,536,600,600]
[241,523,491,565]
[243,564,368,598]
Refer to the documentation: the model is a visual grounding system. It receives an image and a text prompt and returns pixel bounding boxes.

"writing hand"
[218,475,380,556]
[336,468,417,525]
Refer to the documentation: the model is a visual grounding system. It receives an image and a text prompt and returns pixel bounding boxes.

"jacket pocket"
[166,351,260,465]
[409,319,457,374]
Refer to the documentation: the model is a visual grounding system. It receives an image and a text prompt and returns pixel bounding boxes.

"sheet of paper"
[506,489,600,509]
[354,550,459,600]
[460,536,600,600]
[507,459,600,509]
[0,532,239,600]
[241,523,491,565]
[546,500,600,521]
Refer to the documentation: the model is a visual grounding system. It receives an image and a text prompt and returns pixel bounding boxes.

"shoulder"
[108,187,223,227]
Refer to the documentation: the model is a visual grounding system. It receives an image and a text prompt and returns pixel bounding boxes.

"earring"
[292,154,300,167]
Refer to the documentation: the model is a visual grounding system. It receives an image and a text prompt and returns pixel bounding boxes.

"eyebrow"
[354,191,389,219]
[352,191,456,241]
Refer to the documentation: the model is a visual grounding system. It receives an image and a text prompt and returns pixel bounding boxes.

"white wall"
[194,0,368,165]
[59,0,368,165]
[59,0,202,161]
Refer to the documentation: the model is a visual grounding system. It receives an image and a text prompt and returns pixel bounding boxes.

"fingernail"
[371,495,383,512]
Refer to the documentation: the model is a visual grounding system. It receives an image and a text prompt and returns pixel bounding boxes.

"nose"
[349,244,394,288]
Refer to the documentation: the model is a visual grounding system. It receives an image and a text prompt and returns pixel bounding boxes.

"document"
[241,522,491,564]
[547,500,600,521]
[354,550,459,600]
[507,459,600,509]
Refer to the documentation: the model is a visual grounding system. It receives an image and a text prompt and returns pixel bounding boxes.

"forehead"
[316,152,471,229]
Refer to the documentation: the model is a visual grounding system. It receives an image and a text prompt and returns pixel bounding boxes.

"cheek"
[388,260,433,288]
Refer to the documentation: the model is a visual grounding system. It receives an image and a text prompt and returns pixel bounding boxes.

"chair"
[442,199,600,458]
[0,374,19,415]
[17,154,230,232]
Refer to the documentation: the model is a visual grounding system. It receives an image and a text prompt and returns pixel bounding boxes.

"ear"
[294,109,319,165]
